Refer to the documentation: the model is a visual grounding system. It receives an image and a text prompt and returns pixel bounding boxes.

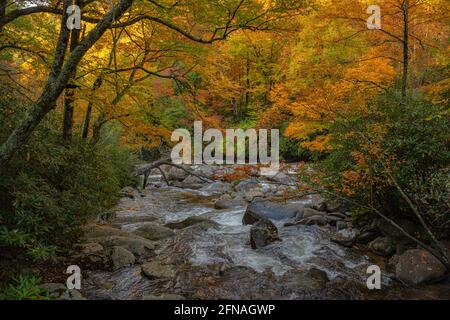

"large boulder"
[133,223,175,241]
[395,249,447,285]
[243,201,301,225]
[110,246,135,270]
[250,219,281,249]
[368,237,396,257]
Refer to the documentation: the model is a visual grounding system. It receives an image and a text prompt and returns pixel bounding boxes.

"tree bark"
[0,0,134,172]
[63,0,82,142]
[401,0,409,97]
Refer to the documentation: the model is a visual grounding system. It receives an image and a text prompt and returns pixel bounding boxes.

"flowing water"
[82,176,449,300]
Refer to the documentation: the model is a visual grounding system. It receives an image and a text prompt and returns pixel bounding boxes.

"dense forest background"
[0,0,448,298]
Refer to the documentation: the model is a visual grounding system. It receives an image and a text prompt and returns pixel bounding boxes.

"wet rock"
[142,294,185,300]
[302,208,327,219]
[141,261,176,279]
[99,235,156,256]
[214,194,245,209]
[395,249,447,285]
[133,223,175,241]
[299,215,328,226]
[243,201,301,225]
[201,181,232,194]
[110,246,135,270]
[165,216,218,230]
[244,190,265,202]
[250,219,281,249]
[234,179,260,193]
[331,234,355,247]
[40,283,86,300]
[368,237,396,257]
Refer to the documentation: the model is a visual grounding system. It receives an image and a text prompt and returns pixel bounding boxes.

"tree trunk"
[401,0,409,97]
[63,2,82,143]
[245,55,251,116]
[0,1,7,28]
[92,112,106,143]
[81,102,93,139]
[0,0,134,172]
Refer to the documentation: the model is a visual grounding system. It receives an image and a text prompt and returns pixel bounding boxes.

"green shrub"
[0,275,48,300]
[0,84,137,265]
[319,90,450,235]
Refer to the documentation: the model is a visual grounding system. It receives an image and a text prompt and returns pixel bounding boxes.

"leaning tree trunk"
[0,0,133,173]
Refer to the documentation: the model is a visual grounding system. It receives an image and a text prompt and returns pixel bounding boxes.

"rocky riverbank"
[40,164,450,300]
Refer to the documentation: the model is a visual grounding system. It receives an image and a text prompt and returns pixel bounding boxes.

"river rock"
[250,219,281,249]
[395,249,447,285]
[74,242,108,268]
[196,165,215,178]
[40,283,86,300]
[98,235,156,256]
[133,223,175,241]
[167,166,189,181]
[141,261,177,279]
[110,246,135,270]
[267,172,295,185]
[299,215,328,226]
[165,216,218,230]
[368,237,396,257]
[244,190,265,202]
[243,201,301,225]
[201,181,232,194]
[214,194,245,209]
[83,224,130,240]
[302,208,327,219]
[234,179,260,193]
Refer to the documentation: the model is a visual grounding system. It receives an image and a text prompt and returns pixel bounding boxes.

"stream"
[80,169,450,300]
